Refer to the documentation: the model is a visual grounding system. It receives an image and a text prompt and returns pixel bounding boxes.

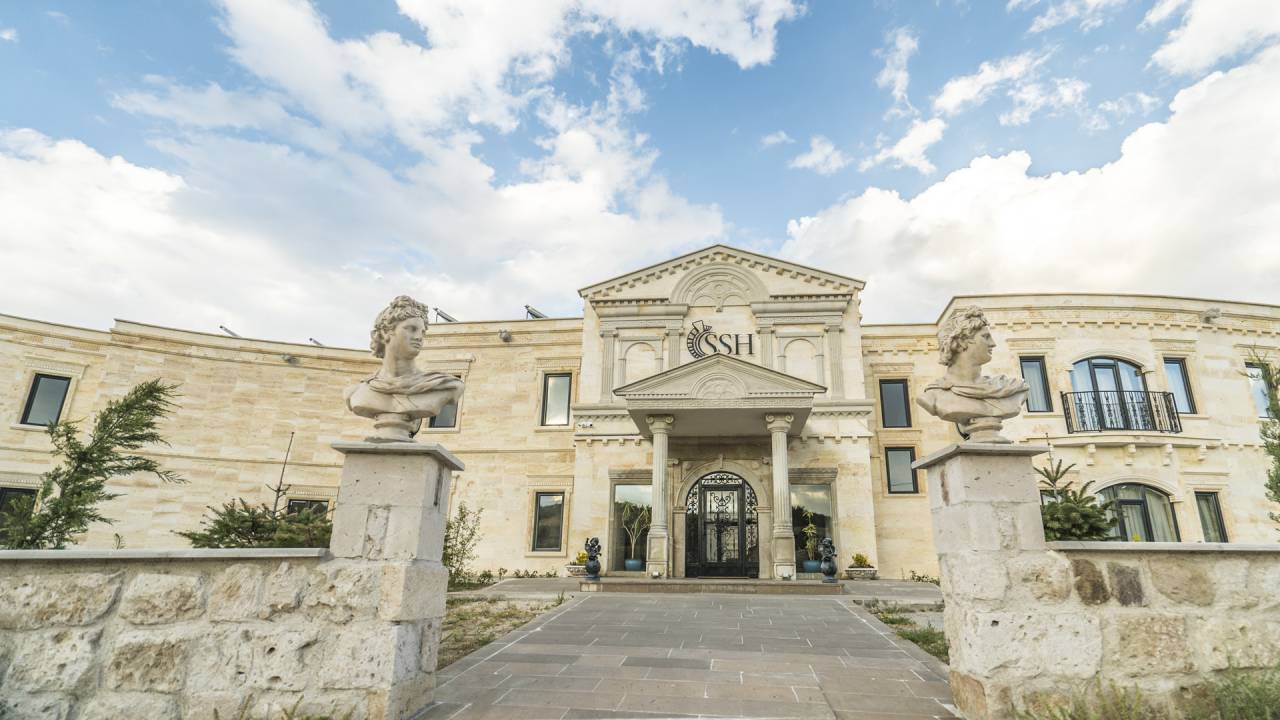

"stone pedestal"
[913,443,1047,720]
[330,441,465,719]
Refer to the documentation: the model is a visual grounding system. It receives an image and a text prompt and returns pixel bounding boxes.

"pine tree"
[177,475,331,549]
[1036,458,1117,541]
[1248,354,1280,531]
[0,379,183,549]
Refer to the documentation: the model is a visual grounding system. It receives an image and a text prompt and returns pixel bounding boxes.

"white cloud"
[784,45,1280,323]
[0,0,813,342]
[875,27,919,118]
[1022,0,1127,33]
[760,130,795,147]
[1000,77,1088,125]
[933,51,1049,116]
[789,136,851,175]
[1085,91,1160,130]
[45,11,70,24]
[1146,0,1280,75]
[0,28,17,42]
[859,118,947,175]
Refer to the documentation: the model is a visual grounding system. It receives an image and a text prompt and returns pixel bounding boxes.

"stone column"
[825,325,844,399]
[599,329,617,402]
[645,415,674,577]
[665,327,682,369]
[766,414,796,579]
[330,441,465,718]
[912,443,1050,720]
[758,326,774,368]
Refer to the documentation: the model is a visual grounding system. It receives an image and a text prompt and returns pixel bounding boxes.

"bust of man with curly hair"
[344,295,465,442]
[916,305,1028,443]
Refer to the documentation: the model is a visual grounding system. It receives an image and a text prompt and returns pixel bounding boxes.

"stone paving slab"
[429,594,956,719]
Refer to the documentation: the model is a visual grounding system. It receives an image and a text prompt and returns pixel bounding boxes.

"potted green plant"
[565,550,589,577]
[843,552,878,580]
[800,510,821,572]
[620,501,651,571]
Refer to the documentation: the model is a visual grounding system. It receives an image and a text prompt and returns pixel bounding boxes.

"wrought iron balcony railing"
[1061,390,1182,434]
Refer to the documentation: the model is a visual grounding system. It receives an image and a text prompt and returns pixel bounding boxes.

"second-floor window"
[885,447,918,494]
[1163,358,1196,415]
[1020,357,1052,412]
[541,373,572,426]
[20,374,71,427]
[878,379,911,428]
[1246,363,1272,418]
[1064,357,1180,434]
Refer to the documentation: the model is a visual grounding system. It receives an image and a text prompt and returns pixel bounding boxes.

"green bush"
[1017,667,1280,720]
[1037,459,1117,541]
[442,502,483,587]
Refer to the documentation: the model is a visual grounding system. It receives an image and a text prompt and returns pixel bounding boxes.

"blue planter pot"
[801,560,821,573]
[624,559,644,571]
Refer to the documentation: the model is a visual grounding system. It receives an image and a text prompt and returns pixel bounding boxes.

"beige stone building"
[2,245,1277,579]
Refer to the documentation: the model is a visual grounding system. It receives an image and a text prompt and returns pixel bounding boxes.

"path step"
[579,578,843,594]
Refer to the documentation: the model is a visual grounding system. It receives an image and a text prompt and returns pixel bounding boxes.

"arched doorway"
[684,472,759,578]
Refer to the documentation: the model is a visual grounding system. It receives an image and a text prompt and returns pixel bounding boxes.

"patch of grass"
[1017,667,1280,720]
[897,624,948,663]
[437,597,560,670]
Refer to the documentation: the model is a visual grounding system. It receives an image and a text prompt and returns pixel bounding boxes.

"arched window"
[1066,357,1169,432]
[1098,483,1180,542]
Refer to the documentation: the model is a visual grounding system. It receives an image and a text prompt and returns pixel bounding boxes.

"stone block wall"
[0,549,449,720]
[917,444,1280,719]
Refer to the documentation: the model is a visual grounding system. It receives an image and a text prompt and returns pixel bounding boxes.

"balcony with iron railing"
[1061,390,1183,434]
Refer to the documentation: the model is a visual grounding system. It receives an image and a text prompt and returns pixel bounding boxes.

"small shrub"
[442,502,483,588]
[851,553,872,568]
[543,569,557,578]
[1036,459,1117,541]
[897,625,948,663]
[497,567,508,580]
[477,569,494,584]
[908,569,940,585]
[573,551,588,565]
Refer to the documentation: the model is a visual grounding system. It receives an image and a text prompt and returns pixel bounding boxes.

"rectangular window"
[0,487,38,530]
[611,484,651,571]
[532,492,565,551]
[20,374,71,427]
[541,373,572,426]
[791,484,834,568]
[1020,357,1052,412]
[1195,492,1228,543]
[427,401,458,428]
[285,499,329,516]
[1163,358,1196,414]
[885,447,919,494]
[878,379,911,428]
[1246,363,1272,418]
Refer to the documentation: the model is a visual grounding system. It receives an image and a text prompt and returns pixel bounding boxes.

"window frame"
[884,447,919,495]
[1162,357,1197,415]
[1245,362,1272,418]
[878,379,912,428]
[1099,483,1181,542]
[530,491,567,552]
[419,372,464,433]
[1019,356,1053,413]
[19,373,72,427]
[539,372,573,427]
[1194,491,1228,543]
[285,498,330,517]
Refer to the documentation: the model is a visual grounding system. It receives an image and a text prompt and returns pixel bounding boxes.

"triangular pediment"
[578,244,864,303]
[614,354,826,400]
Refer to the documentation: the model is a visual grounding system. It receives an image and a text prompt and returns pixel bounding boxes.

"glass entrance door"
[684,472,758,578]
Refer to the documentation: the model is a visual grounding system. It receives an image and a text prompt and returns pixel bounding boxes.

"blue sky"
[1,0,1278,344]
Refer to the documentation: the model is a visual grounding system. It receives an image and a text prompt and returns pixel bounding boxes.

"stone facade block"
[943,553,1009,602]
[0,693,72,720]
[319,623,420,690]
[956,612,1102,679]
[1104,614,1191,675]
[1009,553,1070,603]
[1148,558,1213,606]
[1070,559,1109,605]
[106,633,188,692]
[185,627,252,693]
[378,561,448,622]
[120,574,205,625]
[262,562,310,617]
[208,564,265,621]
[1191,616,1280,671]
[79,692,178,720]
[7,628,101,692]
[1251,560,1280,610]
[0,573,121,629]
[302,563,380,623]
[247,628,320,691]
[1106,563,1145,607]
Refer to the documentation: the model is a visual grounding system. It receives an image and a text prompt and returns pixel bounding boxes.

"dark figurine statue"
[584,537,602,581]
[819,537,838,584]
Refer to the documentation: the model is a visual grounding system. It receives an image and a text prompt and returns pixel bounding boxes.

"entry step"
[579,578,842,594]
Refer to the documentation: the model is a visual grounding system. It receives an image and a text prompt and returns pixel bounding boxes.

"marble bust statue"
[344,295,465,442]
[916,305,1028,443]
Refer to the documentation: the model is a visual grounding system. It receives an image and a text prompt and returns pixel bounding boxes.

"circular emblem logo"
[686,320,713,359]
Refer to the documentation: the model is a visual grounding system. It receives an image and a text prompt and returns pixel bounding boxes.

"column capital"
[646,415,675,433]
[664,326,681,336]
[600,328,618,338]
[765,414,794,434]
[757,325,775,334]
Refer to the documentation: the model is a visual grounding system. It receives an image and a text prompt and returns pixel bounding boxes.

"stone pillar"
[825,325,844,399]
[330,441,465,719]
[758,327,774,368]
[645,416,674,577]
[766,414,796,579]
[599,329,617,402]
[665,327,682,369]
[912,443,1050,720]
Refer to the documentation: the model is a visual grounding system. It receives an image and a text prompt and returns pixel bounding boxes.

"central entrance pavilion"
[614,354,825,579]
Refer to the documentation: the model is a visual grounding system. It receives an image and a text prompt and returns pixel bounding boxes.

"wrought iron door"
[684,472,758,578]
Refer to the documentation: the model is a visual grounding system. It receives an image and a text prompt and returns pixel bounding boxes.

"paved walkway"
[426,594,956,719]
